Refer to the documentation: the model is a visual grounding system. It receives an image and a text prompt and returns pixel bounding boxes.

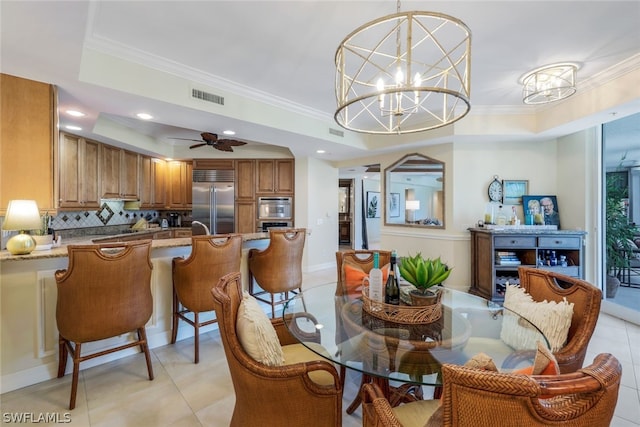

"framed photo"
[366,191,380,218]
[502,180,528,205]
[389,193,400,217]
[522,195,560,228]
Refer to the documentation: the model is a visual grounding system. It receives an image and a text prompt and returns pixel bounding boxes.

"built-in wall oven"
[257,197,293,232]
[258,197,292,220]
[257,221,293,232]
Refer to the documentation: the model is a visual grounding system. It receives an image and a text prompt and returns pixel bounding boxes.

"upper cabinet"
[256,159,294,195]
[168,160,192,209]
[59,133,101,209]
[235,159,256,201]
[0,74,56,214]
[101,145,140,200]
[139,155,167,209]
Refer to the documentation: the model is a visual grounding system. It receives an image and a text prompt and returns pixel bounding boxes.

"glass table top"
[283,283,548,387]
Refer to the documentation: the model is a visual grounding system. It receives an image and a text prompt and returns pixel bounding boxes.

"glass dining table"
[283,283,548,413]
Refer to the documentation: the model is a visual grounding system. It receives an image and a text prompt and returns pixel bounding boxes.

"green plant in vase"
[399,253,452,305]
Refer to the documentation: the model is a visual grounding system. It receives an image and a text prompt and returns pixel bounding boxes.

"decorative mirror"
[384,153,445,228]
[338,183,350,214]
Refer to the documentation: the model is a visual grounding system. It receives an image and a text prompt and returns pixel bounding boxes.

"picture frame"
[502,180,529,205]
[389,193,400,217]
[522,195,560,228]
[366,191,380,218]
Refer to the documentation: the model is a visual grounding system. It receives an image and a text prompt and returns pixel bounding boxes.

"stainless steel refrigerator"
[192,170,235,235]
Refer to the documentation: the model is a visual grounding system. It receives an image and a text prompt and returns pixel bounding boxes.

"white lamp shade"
[406,200,420,211]
[2,200,42,231]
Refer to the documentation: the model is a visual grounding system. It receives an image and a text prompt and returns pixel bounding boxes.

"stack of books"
[495,251,521,265]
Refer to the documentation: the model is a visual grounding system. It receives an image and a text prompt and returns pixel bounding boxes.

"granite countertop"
[0,232,269,262]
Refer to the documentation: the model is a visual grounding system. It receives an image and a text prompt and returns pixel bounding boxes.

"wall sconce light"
[2,200,42,255]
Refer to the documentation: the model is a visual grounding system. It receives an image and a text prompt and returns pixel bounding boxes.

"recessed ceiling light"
[223,130,235,135]
[65,125,82,131]
[66,110,85,117]
[316,149,326,154]
[136,113,153,120]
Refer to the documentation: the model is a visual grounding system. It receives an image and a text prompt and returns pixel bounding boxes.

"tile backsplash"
[50,201,158,230]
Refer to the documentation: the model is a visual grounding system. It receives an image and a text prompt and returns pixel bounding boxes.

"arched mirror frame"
[384,153,445,229]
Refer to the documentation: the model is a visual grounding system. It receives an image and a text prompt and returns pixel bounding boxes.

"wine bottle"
[385,250,400,305]
[369,252,384,303]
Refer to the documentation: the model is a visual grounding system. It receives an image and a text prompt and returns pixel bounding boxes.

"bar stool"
[248,228,306,318]
[171,234,242,363]
[55,240,154,410]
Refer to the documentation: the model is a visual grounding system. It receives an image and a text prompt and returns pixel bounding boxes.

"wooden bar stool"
[171,234,242,363]
[55,240,154,410]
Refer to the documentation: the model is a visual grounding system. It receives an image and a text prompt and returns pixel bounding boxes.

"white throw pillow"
[501,284,573,352]
[236,291,284,366]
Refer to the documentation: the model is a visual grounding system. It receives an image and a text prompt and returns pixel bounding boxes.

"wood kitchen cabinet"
[469,228,586,302]
[101,145,140,200]
[235,159,256,201]
[139,156,167,209]
[0,74,56,214]
[58,133,101,209]
[235,201,257,233]
[256,159,294,195]
[167,160,192,208]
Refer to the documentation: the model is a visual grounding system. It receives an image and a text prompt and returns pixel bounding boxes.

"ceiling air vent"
[192,88,224,105]
[329,128,344,137]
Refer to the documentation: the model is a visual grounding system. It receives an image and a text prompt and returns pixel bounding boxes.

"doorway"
[339,179,354,249]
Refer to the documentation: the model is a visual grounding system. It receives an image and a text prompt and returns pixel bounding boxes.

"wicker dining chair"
[362,353,622,427]
[171,234,242,363]
[517,266,602,373]
[211,272,343,427]
[335,250,392,404]
[248,228,306,318]
[55,240,154,410]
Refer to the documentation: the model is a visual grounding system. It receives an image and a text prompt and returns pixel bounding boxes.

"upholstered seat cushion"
[391,399,440,426]
[237,291,284,366]
[282,342,337,386]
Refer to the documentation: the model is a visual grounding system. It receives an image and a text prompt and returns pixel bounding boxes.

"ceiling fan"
[171,132,247,152]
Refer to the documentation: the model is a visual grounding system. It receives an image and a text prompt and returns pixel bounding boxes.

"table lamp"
[406,200,420,223]
[2,200,42,255]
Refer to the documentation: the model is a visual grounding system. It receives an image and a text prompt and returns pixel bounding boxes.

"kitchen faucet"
[191,221,210,235]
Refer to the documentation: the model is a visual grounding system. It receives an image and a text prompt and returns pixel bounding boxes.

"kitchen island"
[0,233,269,393]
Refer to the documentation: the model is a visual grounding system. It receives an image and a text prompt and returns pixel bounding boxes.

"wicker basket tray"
[361,286,443,324]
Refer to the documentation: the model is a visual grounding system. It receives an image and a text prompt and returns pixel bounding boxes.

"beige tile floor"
[2,268,639,426]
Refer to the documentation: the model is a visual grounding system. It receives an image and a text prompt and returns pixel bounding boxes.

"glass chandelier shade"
[334,9,471,135]
[522,63,577,105]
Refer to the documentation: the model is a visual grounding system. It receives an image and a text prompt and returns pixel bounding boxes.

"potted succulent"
[399,253,452,306]
[605,172,637,298]
[31,212,53,249]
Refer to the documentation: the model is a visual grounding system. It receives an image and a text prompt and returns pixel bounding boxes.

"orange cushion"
[513,341,560,376]
[344,263,389,296]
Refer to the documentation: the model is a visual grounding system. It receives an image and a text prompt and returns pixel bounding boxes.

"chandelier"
[521,63,578,105]
[334,1,471,135]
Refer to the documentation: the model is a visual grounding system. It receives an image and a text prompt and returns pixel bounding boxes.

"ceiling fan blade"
[213,142,234,152]
[170,137,203,142]
[218,139,247,146]
[189,142,208,149]
[201,132,219,142]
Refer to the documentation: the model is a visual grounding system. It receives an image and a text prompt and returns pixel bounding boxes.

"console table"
[469,227,587,302]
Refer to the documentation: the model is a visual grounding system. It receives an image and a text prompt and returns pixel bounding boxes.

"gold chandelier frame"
[335,10,471,135]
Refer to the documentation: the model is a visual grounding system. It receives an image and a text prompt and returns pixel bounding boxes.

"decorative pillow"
[464,352,498,371]
[236,291,284,366]
[513,341,560,376]
[501,284,574,352]
[343,263,390,294]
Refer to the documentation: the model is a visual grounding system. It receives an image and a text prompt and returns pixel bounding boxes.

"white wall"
[296,157,338,272]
